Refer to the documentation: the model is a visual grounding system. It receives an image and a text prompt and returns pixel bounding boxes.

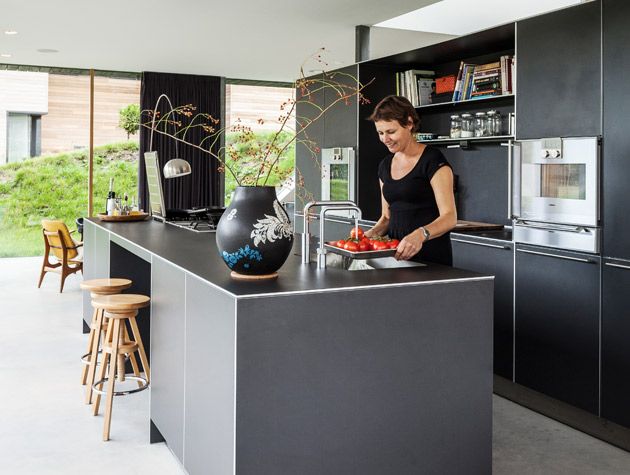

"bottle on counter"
[106,178,116,216]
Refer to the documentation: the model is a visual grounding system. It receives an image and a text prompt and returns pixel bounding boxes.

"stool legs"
[84,308,105,404]
[103,318,121,441]
[129,317,150,383]
[92,319,113,416]
[81,307,98,385]
[91,313,150,441]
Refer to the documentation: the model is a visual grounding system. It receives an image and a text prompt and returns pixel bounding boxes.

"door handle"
[517,248,596,263]
[604,262,630,271]
[452,238,511,250]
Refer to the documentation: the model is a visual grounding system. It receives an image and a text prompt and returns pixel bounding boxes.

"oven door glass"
[518,137,599,226]
[539,164,586,200]
[329,163,349,201]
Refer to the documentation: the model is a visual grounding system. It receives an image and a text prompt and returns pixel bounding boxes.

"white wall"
[369,27,457,61]
[0,71,48,163]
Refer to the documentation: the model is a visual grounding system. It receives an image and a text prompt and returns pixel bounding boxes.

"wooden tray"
[97,212,149,222]
[324,243,396,260]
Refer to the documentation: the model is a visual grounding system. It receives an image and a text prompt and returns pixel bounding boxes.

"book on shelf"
[395,68,435,106]
[451,55,515,101]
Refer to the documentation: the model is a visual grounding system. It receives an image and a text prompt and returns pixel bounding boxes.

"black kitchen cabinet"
[601,258,630,428]
[602,0,630,259]
[516,0,601,139]
[514,245,600,414]
[452,236,514,379]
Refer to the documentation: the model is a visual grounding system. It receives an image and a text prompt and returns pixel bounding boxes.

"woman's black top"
[377,146,453,265]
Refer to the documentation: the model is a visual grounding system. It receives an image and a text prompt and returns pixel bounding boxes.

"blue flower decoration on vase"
[222,245,264,270]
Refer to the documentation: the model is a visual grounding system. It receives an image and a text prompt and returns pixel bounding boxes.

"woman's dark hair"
[367,95,421,132]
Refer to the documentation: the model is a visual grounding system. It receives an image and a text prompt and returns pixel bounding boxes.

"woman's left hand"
[395,229,424,260]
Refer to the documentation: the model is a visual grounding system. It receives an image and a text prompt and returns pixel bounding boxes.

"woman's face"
[374,118,414,153]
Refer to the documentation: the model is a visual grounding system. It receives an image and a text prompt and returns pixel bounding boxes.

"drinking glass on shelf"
[487,110,502,136]
[474,112,487,137]
[450,114,462,138]
[461,113,474,138]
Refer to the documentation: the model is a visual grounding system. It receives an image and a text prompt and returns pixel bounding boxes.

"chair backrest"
[42,219,78,260]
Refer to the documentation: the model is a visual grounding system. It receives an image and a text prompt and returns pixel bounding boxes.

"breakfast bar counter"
[83,217,494,475]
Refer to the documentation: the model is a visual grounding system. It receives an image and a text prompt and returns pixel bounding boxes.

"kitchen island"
[83,217,493,475]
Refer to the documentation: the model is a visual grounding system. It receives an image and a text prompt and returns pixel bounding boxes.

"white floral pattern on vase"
[226,209,237,220]
[250,200,292,247]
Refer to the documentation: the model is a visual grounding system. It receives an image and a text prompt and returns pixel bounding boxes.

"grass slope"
[0,142,138,257]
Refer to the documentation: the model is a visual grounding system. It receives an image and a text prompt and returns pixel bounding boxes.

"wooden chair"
[38,219,83,293]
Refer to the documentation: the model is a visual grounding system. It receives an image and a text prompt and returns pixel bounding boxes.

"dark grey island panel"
[236,281,493,475]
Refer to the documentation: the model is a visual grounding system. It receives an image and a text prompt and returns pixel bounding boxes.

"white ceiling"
[376,0,584,35]
[0,0,443,82]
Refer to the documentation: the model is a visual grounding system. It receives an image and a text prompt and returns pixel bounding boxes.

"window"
[7,113,41,162]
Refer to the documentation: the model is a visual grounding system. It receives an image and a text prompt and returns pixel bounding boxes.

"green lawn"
[0,132,296,257]
[0,142,138,257]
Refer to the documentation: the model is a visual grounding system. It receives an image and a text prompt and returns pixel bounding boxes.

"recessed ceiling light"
[37,48,59,53]
[4,30,18,35]
[1,53,12,58]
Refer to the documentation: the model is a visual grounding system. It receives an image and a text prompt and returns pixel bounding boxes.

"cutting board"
[454,220,504,232]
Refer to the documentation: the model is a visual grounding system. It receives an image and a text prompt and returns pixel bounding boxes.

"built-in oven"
[512,137,600,253]
[321,147,356,217]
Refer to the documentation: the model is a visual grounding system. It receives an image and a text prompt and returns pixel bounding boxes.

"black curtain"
[139,72,224,211]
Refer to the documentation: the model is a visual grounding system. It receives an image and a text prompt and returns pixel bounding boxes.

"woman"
[364,95,457,265]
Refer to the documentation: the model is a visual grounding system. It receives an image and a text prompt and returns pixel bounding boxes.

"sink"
[324,253,425,271]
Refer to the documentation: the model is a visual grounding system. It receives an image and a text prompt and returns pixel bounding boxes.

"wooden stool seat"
[90,293,151,441]
[91,294,150,312]
[80,278,132,295]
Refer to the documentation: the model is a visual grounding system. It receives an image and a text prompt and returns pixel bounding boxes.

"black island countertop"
[86,217,492,298]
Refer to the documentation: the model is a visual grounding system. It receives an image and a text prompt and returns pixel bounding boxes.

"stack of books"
[452,55,515,102]
[395,69,435,106]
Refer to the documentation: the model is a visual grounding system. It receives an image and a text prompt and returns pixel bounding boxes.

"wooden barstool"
[90,293,150,441]
[80,278,132,406]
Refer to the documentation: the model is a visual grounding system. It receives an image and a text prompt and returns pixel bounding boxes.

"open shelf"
[416,94,514,111]
[419,135,514,146]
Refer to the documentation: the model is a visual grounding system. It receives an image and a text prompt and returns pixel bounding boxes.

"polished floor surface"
[2,256,630,474]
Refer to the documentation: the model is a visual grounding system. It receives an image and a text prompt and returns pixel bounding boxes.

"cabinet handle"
[506,140,512,220]
[517,248,596,263]
[604,262,630,271]
[446,144,461,149]
[451,238,511,250]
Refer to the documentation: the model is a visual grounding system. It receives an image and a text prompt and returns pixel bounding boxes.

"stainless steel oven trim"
[517,137,599,226]
[321,147,356,203]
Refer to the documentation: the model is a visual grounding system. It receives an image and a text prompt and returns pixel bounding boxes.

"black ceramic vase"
[216,186,293,278]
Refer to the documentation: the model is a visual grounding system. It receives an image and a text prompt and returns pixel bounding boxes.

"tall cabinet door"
[514,245,600,414]
[601,258,630,428]
[603,0,630,259]
[452,237,514,380]
[516,0,601,139]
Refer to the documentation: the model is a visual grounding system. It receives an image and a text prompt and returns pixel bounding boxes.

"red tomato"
[373,241,389,251]
[349,227,364,240]
[358,240,370,252]
[336,239,346,248]
[344,241,359,252]
[388,239,400,249]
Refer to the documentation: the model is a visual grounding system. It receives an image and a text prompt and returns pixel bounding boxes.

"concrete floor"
[2,256,630,474]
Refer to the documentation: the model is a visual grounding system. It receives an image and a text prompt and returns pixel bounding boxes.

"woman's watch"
[420,227,431,242]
